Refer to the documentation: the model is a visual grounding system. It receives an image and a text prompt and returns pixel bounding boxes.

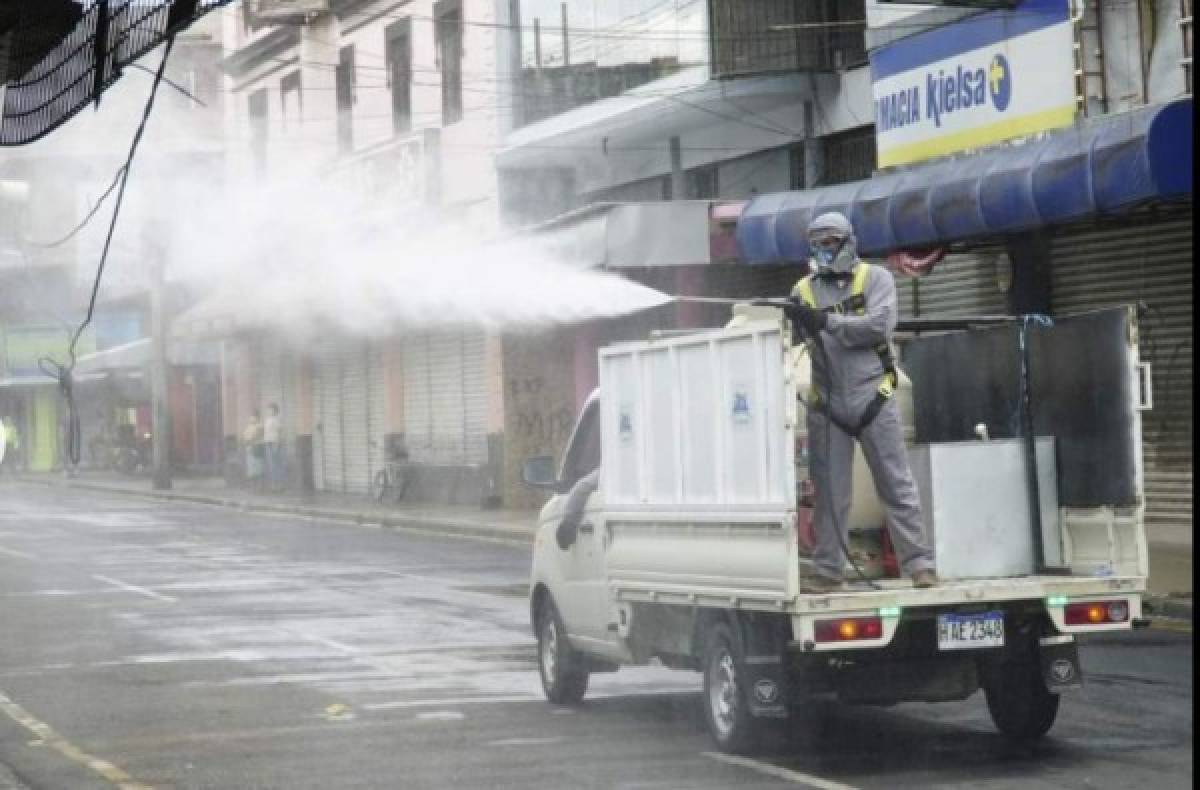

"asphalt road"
[0,483,1192,790]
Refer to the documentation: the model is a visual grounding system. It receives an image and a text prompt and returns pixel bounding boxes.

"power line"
[37,36,178,469]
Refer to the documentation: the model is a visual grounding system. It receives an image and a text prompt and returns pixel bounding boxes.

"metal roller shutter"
[312,367,325,492]
[368,340,387,481]
[906,251,1009,317]
[403,333,432,462]
[430,333,466,463]
[1050,216,1193,539]
[460,332,488,465]
[340,342,371,494]
[403,330,488,466]
[314,341,345,493]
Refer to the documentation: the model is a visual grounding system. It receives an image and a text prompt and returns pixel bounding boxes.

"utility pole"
[147,224,172,491]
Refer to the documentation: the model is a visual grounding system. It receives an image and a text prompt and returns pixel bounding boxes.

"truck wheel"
[984,658,1060,741]
[702,622,760,754]
[536,598,588,705]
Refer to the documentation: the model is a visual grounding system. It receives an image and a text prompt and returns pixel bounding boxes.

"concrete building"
[209,0,515,502]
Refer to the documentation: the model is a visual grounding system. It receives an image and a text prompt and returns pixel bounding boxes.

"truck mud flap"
[1038,635,1083,691]
[743,655,788,718]
[737,615,790,719]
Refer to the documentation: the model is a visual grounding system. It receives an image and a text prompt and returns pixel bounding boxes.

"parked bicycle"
[370,439,411,504]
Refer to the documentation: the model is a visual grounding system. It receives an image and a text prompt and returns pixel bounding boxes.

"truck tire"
[702,622,760,754]
[984,658,1060,741]
[536,598,588,705]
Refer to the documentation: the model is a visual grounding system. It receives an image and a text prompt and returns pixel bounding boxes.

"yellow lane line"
[0,689,153,790]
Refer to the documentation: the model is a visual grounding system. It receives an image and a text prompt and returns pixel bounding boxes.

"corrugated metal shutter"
[1050,216,1193,539]
[314,341,345,493]
[907,251,1009,317]
[311,364,325,492]
[368,340,387,479]
[403,330,488,465]
[461,332,488,464]
[340,342,371,494]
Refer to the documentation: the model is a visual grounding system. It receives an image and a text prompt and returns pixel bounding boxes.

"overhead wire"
[37,36,177,469]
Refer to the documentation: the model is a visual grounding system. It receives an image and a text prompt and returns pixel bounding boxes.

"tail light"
[814,616,883,643]
[1064,600,1130,625]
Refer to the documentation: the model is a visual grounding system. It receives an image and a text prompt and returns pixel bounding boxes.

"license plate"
[937,611,1004,650]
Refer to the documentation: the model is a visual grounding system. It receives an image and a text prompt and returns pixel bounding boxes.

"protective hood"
[808,211,858,275]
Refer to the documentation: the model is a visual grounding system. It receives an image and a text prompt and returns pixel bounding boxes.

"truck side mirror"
[520,455,560,491]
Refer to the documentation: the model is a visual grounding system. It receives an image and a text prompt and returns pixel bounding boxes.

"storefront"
[736,97,1193,542]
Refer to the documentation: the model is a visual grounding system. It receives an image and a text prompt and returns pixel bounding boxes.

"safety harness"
[794,262,899,438]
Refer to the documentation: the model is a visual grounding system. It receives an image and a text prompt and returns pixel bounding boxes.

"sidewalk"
[12,470,1191,621]
[15,470,538,546]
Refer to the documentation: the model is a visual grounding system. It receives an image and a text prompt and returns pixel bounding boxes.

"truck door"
[555,400,614,649]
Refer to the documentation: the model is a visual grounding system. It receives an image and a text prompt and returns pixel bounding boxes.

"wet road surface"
[0,483,1191,789]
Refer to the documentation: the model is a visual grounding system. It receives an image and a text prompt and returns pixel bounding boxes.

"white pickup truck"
[522,305,1148,753]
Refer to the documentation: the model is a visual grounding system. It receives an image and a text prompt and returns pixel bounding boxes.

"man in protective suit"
[786,212,937,592]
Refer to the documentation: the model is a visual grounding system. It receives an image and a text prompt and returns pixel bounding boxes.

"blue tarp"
[736,98,1193,264]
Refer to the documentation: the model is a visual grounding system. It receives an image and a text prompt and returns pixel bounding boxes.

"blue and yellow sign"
[870,0,1075,168]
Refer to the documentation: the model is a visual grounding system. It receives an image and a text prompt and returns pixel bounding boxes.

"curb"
[18,477,537,547]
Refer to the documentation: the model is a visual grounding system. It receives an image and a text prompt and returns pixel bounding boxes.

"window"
[435,1,463,125]
[686,165,718,199]
[248,88,268,176]
[710,0,866,77]
[336,45,355,152]
[822,126,877,185]
[385,19,413,135]
[789,144,806,190]
[280,71,302,130]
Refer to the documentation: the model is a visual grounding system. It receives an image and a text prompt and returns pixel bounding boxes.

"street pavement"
[0,480,1192,790]
[13,469,1194,619]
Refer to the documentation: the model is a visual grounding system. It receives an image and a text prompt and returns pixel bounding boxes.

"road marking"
[271,626,362,655]
[0,688,154,790]
[91,575,177,603]
[0,544,35,559]
[487,736,564,747]
[416,711,465,721]
[702,752,861,790]
[365,695,538,711]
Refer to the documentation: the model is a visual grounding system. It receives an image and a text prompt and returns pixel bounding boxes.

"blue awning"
[737,98,1193,264]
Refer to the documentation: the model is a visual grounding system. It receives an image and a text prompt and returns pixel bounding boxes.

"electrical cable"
[26,167,126,249]
[128,62,209,107]
[37,36,177,470]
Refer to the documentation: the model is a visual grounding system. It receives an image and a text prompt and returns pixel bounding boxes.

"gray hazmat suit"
[794,222,935,582]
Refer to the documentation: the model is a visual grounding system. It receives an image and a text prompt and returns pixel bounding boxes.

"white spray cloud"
[168,173,673,339]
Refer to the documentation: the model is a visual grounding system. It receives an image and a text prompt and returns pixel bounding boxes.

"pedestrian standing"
[263,403,284,492]
[242,411,264,491]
